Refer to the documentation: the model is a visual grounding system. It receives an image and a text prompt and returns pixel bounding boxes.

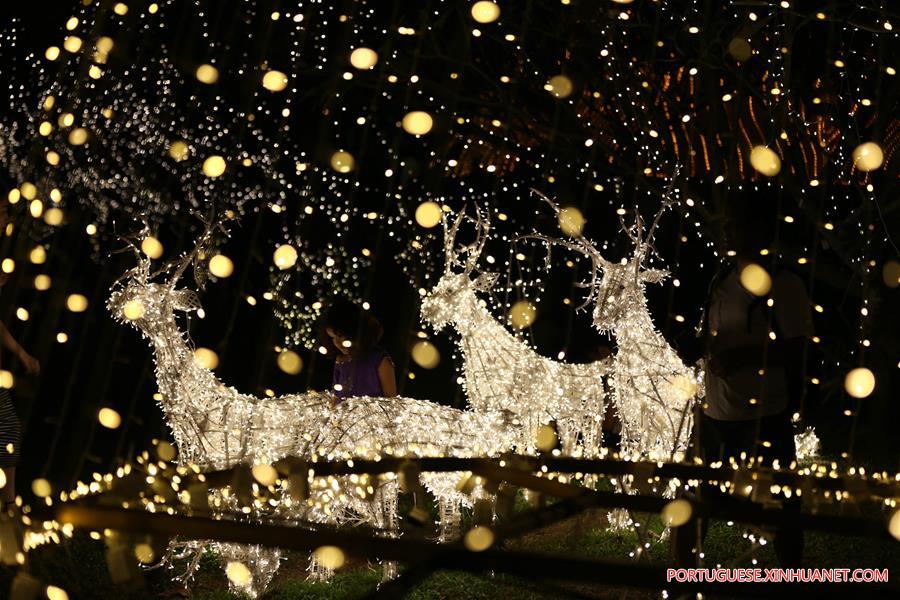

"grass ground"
[2,501,896,600]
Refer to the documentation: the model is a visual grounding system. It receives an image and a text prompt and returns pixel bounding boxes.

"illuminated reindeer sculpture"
[107,226,513,595]
[530,193,701,462]
[421,208,612,457]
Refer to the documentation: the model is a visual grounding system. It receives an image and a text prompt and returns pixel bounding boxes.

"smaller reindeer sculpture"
[108,224,514,595]
[529,192,702,462]
[421,207,612,457]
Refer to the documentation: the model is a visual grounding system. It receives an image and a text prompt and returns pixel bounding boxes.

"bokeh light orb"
[509,300,537,329]
[749,145,781,176]
[98,407,122,429]
[194,348,219,370]
[330,150,355,173]
[168,140,190,161]
[141,236,164,259]
[546,74,573,98]
[277,349,303,374]
[535,425,557,451]
[471,1,500,23]
[349,47,378,70]
[313,545,345,569]
[463,526,495,551]
[411,341,440,369]
[852,142,884,172]
[66,294,89,312]
[844,367,875,399]
[225,561,252,587]
[195,63,219,84]
[661,499,693,527]
[273,244,298,270]
[262,70,289,91]
[123,299,145,321]
[739,263,772,296]
[558,206,585,236]
[415,201,443,228]
[209,255,234,278]
[883,260,900,288]
[402,111,433,135]
[202,155,227,178]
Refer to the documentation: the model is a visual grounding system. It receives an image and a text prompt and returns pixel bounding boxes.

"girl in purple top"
[323,300,397,400]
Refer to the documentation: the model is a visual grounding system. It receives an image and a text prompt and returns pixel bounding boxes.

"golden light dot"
[546,74,574,98]
[95,36,114,55]
[98,407,122,429]
[471,1,500,23]
[194,348,219,370]
[20,182,37,200]
[30,200,44,219]
[56,332,68,343]
[535,425,557,451]
[88,65,103,79]
[34,275,52,291]
[411,341,440,369]
[208,255,234,278]
[168,140,189,161]
[0,470,5,489]
[349,47,378,70]
[852,142,884,172]
[141,236,163,259]
[32,478,52,498]
[251,464,278,487]
[558,206,585,237]
[661,499,693,527]
[123,299,145,320]
[882,260,900,288]
[68,127,89,146]
[463,526,495,551]
[330,150,355,173]
[45,46,60,61]
[113,3,129,15]
[401,111,434,135]
[415,201,443,228]
[43,96,55,111]
[313,546,346,570]
[202,155,227,177]
[66,294,89,312]
[7,189,20,204]
[29,246,47,264]
[1,259,13,274]
[44,208,64,226]
[156,441,176,461]
[134,543,154,564]
[739,263,772,296]
[889,510,900,541]
[225,561,252,587]
[195,63,219,84]
[149,3,159,13]
[63,36,83,53]
[46,151,60,166]
[46,586,69,600]
[844,367,875,398]
[50,188,62,202]
[0,370,13,389]
[58,113,75,127]
[277,349,303,374]
[749,145,781,176]
[262,70,289,91]
[273,244,298,269]
[509,300,537,329]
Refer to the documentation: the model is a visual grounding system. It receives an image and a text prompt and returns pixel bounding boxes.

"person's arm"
[0,321,39,374]
[378,357,397,397]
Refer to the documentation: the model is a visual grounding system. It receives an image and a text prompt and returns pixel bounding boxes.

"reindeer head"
[108,225,212,336]
[420,207,498,330]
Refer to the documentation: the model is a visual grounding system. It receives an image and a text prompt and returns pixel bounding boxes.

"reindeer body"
[108,264,512,595]
[421,212,611,457]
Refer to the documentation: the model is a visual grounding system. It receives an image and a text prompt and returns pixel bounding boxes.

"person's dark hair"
[321,299,384,354]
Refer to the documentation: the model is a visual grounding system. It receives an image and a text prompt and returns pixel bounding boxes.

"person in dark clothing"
[673,194,811,568]
[322,299,396,400]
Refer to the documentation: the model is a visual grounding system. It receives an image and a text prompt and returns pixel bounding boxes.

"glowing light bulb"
[141,236,164,259]
[415,201,443,228]
[749,146,781,176]
[195,64,219,84]
[844,367,875,398]
[273,244,298,269]
[34,275,51,290]
[66,294,89,312]
[401,111,434,135]
[558,206,585,236]
[349,47,378,69]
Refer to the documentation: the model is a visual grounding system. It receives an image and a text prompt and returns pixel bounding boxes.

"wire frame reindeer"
[421,206,612,458]
[528,190,702,463]
[107,221,514,595]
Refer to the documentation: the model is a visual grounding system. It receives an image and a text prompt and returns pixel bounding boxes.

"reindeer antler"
[109,220,152,290]
[159,212,222,290]
[442,204,492,276]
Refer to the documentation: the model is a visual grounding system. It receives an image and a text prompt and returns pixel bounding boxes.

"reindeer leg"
[437,496,463,543]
